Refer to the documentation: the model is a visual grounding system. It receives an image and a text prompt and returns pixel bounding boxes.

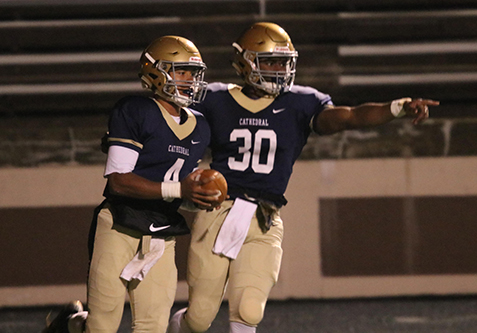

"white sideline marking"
[394,316,429,324]
[339,72,477,85]
[339,41,477,56]
[395,314,477,325]
[0,82,142,94]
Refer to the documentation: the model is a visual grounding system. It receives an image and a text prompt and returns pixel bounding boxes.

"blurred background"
[1,0,477,331]
[1,0,477,167]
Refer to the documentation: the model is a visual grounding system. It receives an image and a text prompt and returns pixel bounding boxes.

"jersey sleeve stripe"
[108,137,144,149]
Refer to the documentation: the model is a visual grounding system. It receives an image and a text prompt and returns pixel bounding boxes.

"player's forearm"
[107,172,167,200]
[346,102,396,129]
[315,103,395,134]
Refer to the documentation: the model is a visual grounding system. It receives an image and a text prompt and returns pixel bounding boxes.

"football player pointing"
[168,23,438,333]
[44,36,220,333]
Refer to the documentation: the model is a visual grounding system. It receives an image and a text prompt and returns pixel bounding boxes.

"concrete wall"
[1,157,476,306]
[276,157,477,300]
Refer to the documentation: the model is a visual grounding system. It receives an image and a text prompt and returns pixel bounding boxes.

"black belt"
[227,187,287,208]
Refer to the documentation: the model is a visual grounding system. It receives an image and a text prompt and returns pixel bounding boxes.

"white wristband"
[161,182,181,199]
[390,98,412,118]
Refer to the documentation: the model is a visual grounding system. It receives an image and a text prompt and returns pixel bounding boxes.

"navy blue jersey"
[103,95,210,235]
[192,83,332,207]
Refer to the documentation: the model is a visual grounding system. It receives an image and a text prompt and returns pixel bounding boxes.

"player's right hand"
[404,98,439,125]
[181,169,222,210]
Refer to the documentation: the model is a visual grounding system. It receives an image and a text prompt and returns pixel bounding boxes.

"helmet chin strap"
[167,92,191,108]
[251,76,280,96]
[257,71,293,96]
[171,88,192,107]
[162,72,192,107]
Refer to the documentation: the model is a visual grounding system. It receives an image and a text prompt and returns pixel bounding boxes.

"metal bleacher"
[1,0,477,118]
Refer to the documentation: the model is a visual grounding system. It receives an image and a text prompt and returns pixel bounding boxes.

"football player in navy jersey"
[168,23,439,333]
[43,36,222,333]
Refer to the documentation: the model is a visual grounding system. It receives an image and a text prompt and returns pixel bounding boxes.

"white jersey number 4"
[228,129,277,174]
[164,158,185,182]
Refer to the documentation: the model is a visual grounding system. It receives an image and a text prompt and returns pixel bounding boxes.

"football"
[199,169,228,204]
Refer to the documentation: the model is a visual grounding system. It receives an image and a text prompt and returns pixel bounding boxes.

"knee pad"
[184,286,225,332]
[184,310,213,333]
[185,318,211,333]
[237,287,267,326]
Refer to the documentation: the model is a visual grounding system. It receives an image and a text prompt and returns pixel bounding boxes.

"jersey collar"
[227,84,275,114]
[152,98,197,140]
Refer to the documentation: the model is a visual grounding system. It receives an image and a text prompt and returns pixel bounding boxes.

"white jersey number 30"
[228,129,277,174]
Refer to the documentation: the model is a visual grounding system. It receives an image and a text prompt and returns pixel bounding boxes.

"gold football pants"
[86,206,177,333]
[185,200,283,332]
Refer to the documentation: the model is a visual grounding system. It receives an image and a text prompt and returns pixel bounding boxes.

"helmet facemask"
[139,36,208,108]
[143,52,207,108]
[241,47,297,96]
[231,22,298,97]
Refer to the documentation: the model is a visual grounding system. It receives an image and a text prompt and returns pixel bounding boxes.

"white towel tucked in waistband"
[120,237,165,281]
[213,198,257,259]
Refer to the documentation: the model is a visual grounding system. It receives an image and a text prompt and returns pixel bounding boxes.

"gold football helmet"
[232,22,298,96]
[139,36,207,107]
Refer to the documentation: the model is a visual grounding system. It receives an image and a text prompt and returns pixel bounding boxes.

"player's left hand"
[403,99,439,125]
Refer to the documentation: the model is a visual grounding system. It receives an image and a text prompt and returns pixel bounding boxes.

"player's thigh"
[185,204,231,332]
[187,202,232,283]
[128,238,177,333]
[233,213,284,286]
[87,207,141,332]
[228,215,284,325]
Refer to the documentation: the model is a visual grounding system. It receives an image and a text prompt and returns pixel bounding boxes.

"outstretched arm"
[314,98,439,135]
